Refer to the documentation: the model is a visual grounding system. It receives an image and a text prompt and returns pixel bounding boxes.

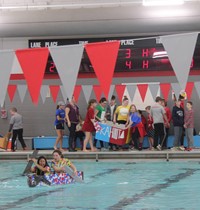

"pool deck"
[1,148,200,161]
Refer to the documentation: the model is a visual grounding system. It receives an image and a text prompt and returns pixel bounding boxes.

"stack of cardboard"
[0,132,11,150]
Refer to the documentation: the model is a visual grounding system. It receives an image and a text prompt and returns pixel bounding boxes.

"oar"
[22,150,38,176]
[64,166,84,183]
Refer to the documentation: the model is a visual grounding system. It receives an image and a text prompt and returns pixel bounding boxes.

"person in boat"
[30,156,50,175]
[51,149,77,175]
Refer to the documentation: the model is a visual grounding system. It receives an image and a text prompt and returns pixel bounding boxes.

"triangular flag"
[40,85,49,104]
[195,82,200,99]
[85,41,120,99]
[0,50,15,106]
[160,83,171,101]
[73,85,82,103]
[60,86,67,102]
[137,84,148,102]
[49,45,84,99]
[115,85,126,103]
[161,33,198,90]
[108,85,115,101]
[18,85,27,103]
[8,85,17,102]
[11,54,23,74]
[148,84,160,100]
[171,83,182,100]
[49,85,60,102]
[126,85,137,101]
[185,82,194,100]
[82,85,93,103]
[16,48,49,105]
[93,85,103,102]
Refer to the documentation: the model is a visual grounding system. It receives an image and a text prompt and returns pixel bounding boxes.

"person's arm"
[95,109,101,121]
[65,107,71,127]
[8,124,13,132]
[69,162,77,176]
[113,107,119,124]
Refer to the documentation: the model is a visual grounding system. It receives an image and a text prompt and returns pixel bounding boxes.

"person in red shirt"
[82,99,98,152]
[145,106,154,150]
[161,100,172,149]
[184,101,194,151]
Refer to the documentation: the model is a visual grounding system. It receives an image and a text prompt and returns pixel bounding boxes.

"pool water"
[0,160,200,210]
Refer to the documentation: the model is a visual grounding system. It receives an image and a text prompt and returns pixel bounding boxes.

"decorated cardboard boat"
[27,171,84,187]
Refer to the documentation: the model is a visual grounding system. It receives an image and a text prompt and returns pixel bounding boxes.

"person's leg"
[162,128,169,148]
[59,130,64,150]
[158,123,165,148]
[17,128,27,149]
[187,128,194,149]
[11,130,17,151]
[54,129,62,150]
[173,126,179,147]
[153,124,159,148]
[178,127,183,147]
[67,123,77,151]
[93,138,97,148]
[83,132,90,152]
[89,133,96,152]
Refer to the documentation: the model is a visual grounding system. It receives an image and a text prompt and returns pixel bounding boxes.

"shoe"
[186,147,192,151]
[69,149,77,152]
[171,147,178,151]
[178,146,185,151]
[156,144,162,151]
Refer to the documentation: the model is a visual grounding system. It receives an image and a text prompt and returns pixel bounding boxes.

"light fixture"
[152,51,168,58]
[143,0,184,6]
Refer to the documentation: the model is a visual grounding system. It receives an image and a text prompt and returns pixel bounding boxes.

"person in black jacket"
[172,99,184,150]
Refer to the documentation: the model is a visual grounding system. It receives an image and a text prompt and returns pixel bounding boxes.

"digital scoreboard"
[29,35,200,74]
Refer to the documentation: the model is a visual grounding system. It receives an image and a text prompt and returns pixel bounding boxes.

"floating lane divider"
[22,150,38,176]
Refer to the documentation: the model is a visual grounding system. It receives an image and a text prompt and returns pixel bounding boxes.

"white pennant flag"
[148,84,160,100]
[49,45,84,100]
[17,85,27,103]
[11,54,23,74]
[171,83,182,100]
[82,85,93,103]
[108,85,115,101]
[40,85,49,104]
[126,85,137,102]
[194,82,200,99]
[60,86,67,102]
[0,50,15,107]
[161,33,198,90]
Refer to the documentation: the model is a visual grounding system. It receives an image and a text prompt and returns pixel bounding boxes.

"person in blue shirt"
[126,104,146,150]
[54,101,66,151]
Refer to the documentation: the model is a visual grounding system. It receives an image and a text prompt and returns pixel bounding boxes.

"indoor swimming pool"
[0,160,199,210]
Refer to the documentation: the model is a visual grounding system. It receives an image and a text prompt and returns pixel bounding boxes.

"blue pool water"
[0,160,200,210]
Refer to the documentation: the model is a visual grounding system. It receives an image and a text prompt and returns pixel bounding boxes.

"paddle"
[22,150,38,176]
[64,166,84,183]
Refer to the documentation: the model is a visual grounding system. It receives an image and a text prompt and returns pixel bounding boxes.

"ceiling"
[0,0,199,38]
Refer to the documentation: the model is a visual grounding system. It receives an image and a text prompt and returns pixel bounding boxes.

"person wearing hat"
[54,101,66,151]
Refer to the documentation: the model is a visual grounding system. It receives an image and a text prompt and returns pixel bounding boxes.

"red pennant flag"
[15,48,49,105]
[93,85,103,102]
[85,41,120,99]
[160,83,171,101]
[137,84,148,102]
[115,85,126,103]
[185,82,194,100]
[73,85,82,103]
[50,85,60,102]
[8,85,17,102]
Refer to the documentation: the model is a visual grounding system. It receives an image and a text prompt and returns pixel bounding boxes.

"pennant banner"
[49,85,60,103]
[195,82,200,99]
[49,45,84,100]
[16,48,49,105]
[185,82,194,100]
[108,85,115,101]
[82,85,93,103]
[0,50,15,106]
[18,85,27,103]
[93,85,103,102]
[137,84,148,102]
[160,83,171,101]
[40,85,49,104]
[8,85,17,102]
[126,85,137,102]
[85,41,120,99]
[73,85,82,103]
[148,84,160,100]
[115,85,126,103]
[161,33,198,90]
[171,83,182,100]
